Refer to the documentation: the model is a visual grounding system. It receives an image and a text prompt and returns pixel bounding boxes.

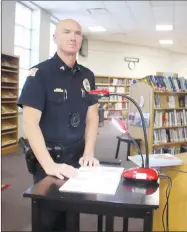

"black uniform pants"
[33,163,67,232]
[32,141,84,232]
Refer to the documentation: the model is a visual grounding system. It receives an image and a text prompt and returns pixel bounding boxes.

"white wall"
[78,40,187,78]
[2,1,16,55]
[39,10,50,62]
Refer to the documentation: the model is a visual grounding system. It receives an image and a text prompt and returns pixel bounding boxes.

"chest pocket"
[48,91,66,104]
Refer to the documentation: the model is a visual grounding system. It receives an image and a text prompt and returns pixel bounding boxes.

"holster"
[19,137,37,175]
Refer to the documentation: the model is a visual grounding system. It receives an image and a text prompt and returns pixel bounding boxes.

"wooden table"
[153,153,187,231]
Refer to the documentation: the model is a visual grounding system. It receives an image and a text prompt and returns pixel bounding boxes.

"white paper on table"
[59,166,124,195]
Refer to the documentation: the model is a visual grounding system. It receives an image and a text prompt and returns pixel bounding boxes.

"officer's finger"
[88,159,93,167]
[79,157,84,166]
[56,173,64,180]
[83,159,89,167]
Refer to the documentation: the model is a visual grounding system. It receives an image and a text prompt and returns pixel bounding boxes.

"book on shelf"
[179,95,187,107]
[153,128,187,144]
[139,75,187,92]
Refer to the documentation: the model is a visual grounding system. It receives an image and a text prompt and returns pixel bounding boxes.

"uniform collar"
[53,52,81,72]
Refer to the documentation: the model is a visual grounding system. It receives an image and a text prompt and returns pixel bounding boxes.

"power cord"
[159,173,172,232]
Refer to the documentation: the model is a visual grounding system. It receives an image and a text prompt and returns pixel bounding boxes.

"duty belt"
[46,138,85,163]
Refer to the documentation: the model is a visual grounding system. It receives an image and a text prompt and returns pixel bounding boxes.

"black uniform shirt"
[17,53,98,145]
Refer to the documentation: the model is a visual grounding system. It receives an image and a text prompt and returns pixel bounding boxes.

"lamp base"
[122,167,158,184]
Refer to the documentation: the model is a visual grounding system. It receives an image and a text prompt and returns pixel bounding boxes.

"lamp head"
[112,118,128,134]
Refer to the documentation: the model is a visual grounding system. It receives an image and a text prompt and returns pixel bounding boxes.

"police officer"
[17,19,99,231]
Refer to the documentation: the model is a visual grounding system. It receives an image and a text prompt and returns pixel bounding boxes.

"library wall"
[78,40,187,78]
[170,53,187,77]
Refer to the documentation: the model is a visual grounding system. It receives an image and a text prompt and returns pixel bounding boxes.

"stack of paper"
[59,166,124,195]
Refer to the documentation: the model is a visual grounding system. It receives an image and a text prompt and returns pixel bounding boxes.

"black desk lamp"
[90,89,158,183]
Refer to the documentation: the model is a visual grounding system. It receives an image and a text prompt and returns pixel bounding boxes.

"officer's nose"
[69,32,76,41]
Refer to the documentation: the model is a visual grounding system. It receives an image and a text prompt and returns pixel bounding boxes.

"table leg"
[143,211,153,232]
[32,199,41,232]
[97,215,103,232]
[123,217,128,232]
[106,215,114,232]
[66,211,80,232]
[115,139,121,159]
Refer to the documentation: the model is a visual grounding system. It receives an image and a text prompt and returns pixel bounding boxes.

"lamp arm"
[110,93,149,168]
[127,133,144,168]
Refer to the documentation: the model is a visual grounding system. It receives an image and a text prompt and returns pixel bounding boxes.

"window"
[14,2,32,95]
[49,22,56,58]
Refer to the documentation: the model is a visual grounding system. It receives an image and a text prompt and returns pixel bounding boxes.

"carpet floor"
[2,122,143,231]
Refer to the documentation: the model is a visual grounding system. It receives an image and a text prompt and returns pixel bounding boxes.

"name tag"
[54,88,64,92]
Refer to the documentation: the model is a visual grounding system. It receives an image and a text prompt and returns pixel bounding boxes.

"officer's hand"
[79,155,99,167]
[46,163,77,180]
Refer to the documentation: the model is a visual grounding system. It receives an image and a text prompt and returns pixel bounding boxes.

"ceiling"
[32,1,187,54]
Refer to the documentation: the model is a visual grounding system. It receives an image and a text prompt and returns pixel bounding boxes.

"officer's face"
[54,20,83,55]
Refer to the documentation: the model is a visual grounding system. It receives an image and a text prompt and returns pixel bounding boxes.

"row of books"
[153,128,187,144]
[154,94,187,109]
[110,78,126,85]
[141,75,187,92]
[154,110,187,127]
[153,147,181,155]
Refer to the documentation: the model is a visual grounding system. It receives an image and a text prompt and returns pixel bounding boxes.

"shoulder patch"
[27,68,39,77]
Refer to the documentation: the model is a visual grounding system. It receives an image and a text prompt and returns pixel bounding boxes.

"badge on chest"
[83,78,91,92]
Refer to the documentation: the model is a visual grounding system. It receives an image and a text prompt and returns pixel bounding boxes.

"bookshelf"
[128,73,187,156]
[95,75,136,120]
[1,53,19,155]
